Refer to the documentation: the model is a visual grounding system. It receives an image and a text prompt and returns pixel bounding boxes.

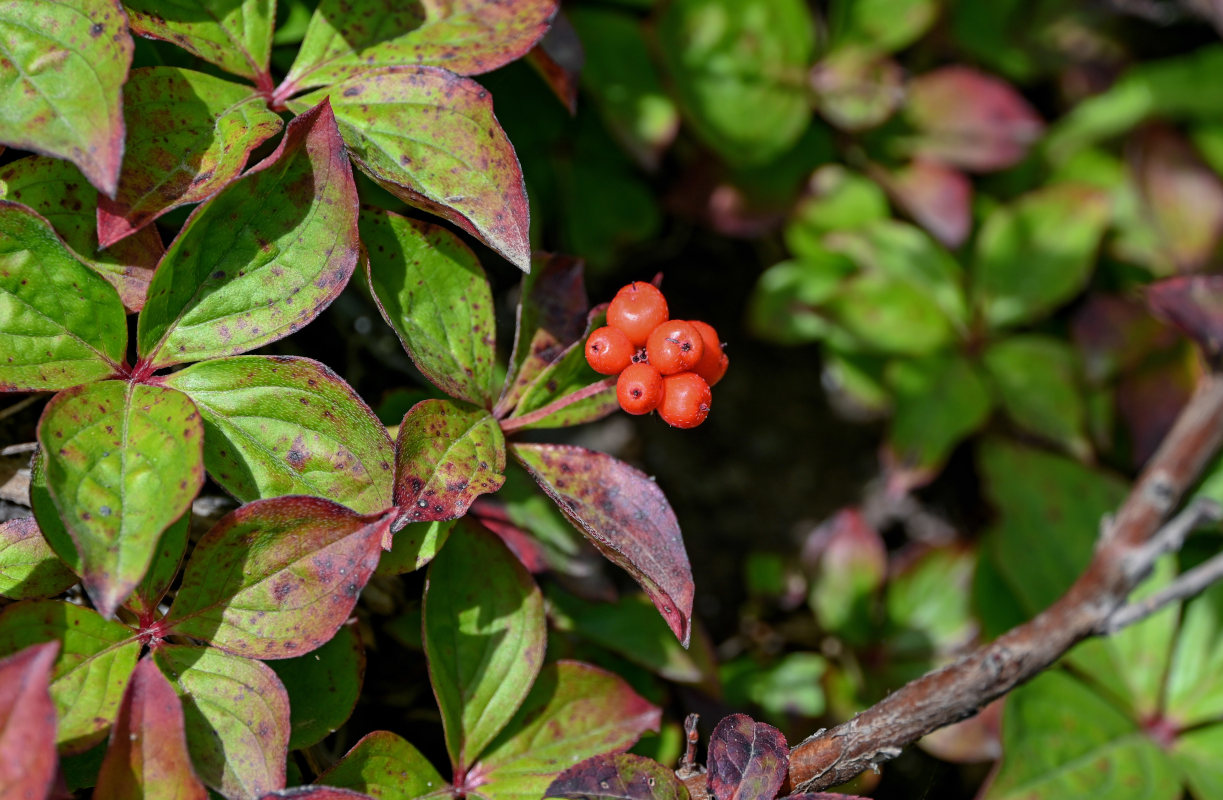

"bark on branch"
[788,372,1223,792]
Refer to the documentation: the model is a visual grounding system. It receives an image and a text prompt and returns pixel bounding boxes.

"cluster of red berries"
[585,281,728,428]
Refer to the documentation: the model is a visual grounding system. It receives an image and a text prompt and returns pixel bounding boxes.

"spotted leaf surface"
[136,99,358,368]
[98,67,283,247]
[269,624,364,750]
[95,657,207,800]
[164,355,394,514]
[320,730,448,798]
[0,600,139,754]
[0,201,127,390]
[291,68,530,271]
[424,523,545,774]
[392,399,506,529]
[472,661,661,800]
[165,497,396,658]
[362,207,497,406]
[707,714,788,800]
[124,0,274,84]
[0,641,59,800]
[508,314,618,431]
[545,753,689,800]
[512,444,694,646]
[0,0,131,196]
[0,517,76,600]
[282,0,556,90]
[153,644,290,800]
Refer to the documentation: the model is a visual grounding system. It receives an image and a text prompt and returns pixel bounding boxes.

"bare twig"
[788,372,1223,792]
[1104,549,1223,634]
[0,442,37,456]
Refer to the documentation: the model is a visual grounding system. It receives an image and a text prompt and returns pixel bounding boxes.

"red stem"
[498,377,617,435]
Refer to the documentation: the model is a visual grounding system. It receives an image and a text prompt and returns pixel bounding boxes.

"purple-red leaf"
[1130,125,1223,272]
[877,159,972,248]
[1148,275,1223,359]
[546,752,689,800]
[527,12,584,114]
[261,788,375,800]
[165,497,396,659]
[906,66,1044,172]
[0,641,60,800]
[511,443,694,646]
[94,657,207,800]
[707,714,788,800]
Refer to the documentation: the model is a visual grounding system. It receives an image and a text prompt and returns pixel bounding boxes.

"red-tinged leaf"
[124,0,274,84]
[906,66,1044,172]
[0,600,140,753]
[810,48,903,132]
[511,443,694,646]
[469,661,661,799]
[507,309,619,431]
[0,0,132,196]
[707,714,788,800]
[424,522,546,775]
[136,99,358,368]
[0,641,60,800]
[1117,350,1200,468]
[261,789,376,800]
[97,67,284,247]
[527,12,583,114]
[877,159,972,248]
[1148,275,1223,359]
[779,795,871,799]
[163,355,395,514]
[165,497,396,659]
[392,399,506,529]
[0,517,77,600]
[1071,293,1177,384]
[288,67,531,271]
[802,509,886,643]
[1131,126,1223,273]
[0,155,162,311]
[545,752,689,800]
[153,644,289,799]
[0,201,127,391]
[319,730,447,798]
[281,0,557,90]
[38,381,204,617]
[94,657,207,800]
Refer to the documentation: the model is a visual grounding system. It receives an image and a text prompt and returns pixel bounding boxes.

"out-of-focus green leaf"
[784,166,890,260]
[828,0,938,53]
[827,274,955,355]
[1174,724,1223,800]
[886,353,992,479]
[1166,581,1223,727]
[806,509,885,642]
[811,48,903,132]
[983,336,1089,458]
[748,255,854,345]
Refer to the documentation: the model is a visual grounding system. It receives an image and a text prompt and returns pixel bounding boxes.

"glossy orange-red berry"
[585,326,635,375]
[608,282,669,346]
[658,372,712,428]
[646,320,704,375]
[689,320,729,387]
[617,363,663,415]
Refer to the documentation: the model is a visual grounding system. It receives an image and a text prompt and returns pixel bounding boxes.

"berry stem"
[499,376,617,434]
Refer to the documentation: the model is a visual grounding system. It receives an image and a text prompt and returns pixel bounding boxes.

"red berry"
[617,363,663,415]
[608,282,668,346]
[658,372,712,428]
[646,320,704,375]
[689,320,729,387]
[585,326,634,375]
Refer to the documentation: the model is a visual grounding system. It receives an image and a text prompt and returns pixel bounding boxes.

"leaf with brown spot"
[545,752,689,800]
[707,714,788,800]
[124,0,274,84]
[0,0,132,196]
[281,0,556,90]
[37,381,204,617]
[392,399,506,529]
[290,68,530,271]
[512,443,694,646]
[165,497,396,658]
[0,517,77,600]
[97,67,284,248]
[153,644,289,800]
[136,99,359,368]
[319,730,447,798]
[0,641,60,800]
[94,657,207,800]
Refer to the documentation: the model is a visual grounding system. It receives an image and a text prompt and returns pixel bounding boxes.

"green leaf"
[884,546,977,680]
[885,353,992,480]
[828,0,938,53]
[656,0,816,164]
[362,208,498,406]
[809,48,903,132]
[982,670,1179,800]
[136,99,359,368]
[806,509,886,643]
[1165,581,1223,727]
[747,254,856,345]
[153,644,290,800]
[546,752,690,800]
[470,661,660,800]
[290,68,531,271]
[376,519,455,576]
[165,497,395,659]
[0,517,76,600]
[126,512,190,617]
[0,201,126,390]
[826,274,956,355]
[269,624,364,750]
[508,330,618,430]
[320,730,448,799]
[124,0,274,83]
[38,381,204,616]
[282,0,556,90]
[0,641,60,800]
[97,67,284,246]
[392,399,506,527]
[972,184,1110,330]
[0,600,139,753]
[163,355,395,514]
[784,167,890,259]
[423,522,546,774]
[0,0,132,196]
[983,335,1090,457]
[1174,724,1223,800]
